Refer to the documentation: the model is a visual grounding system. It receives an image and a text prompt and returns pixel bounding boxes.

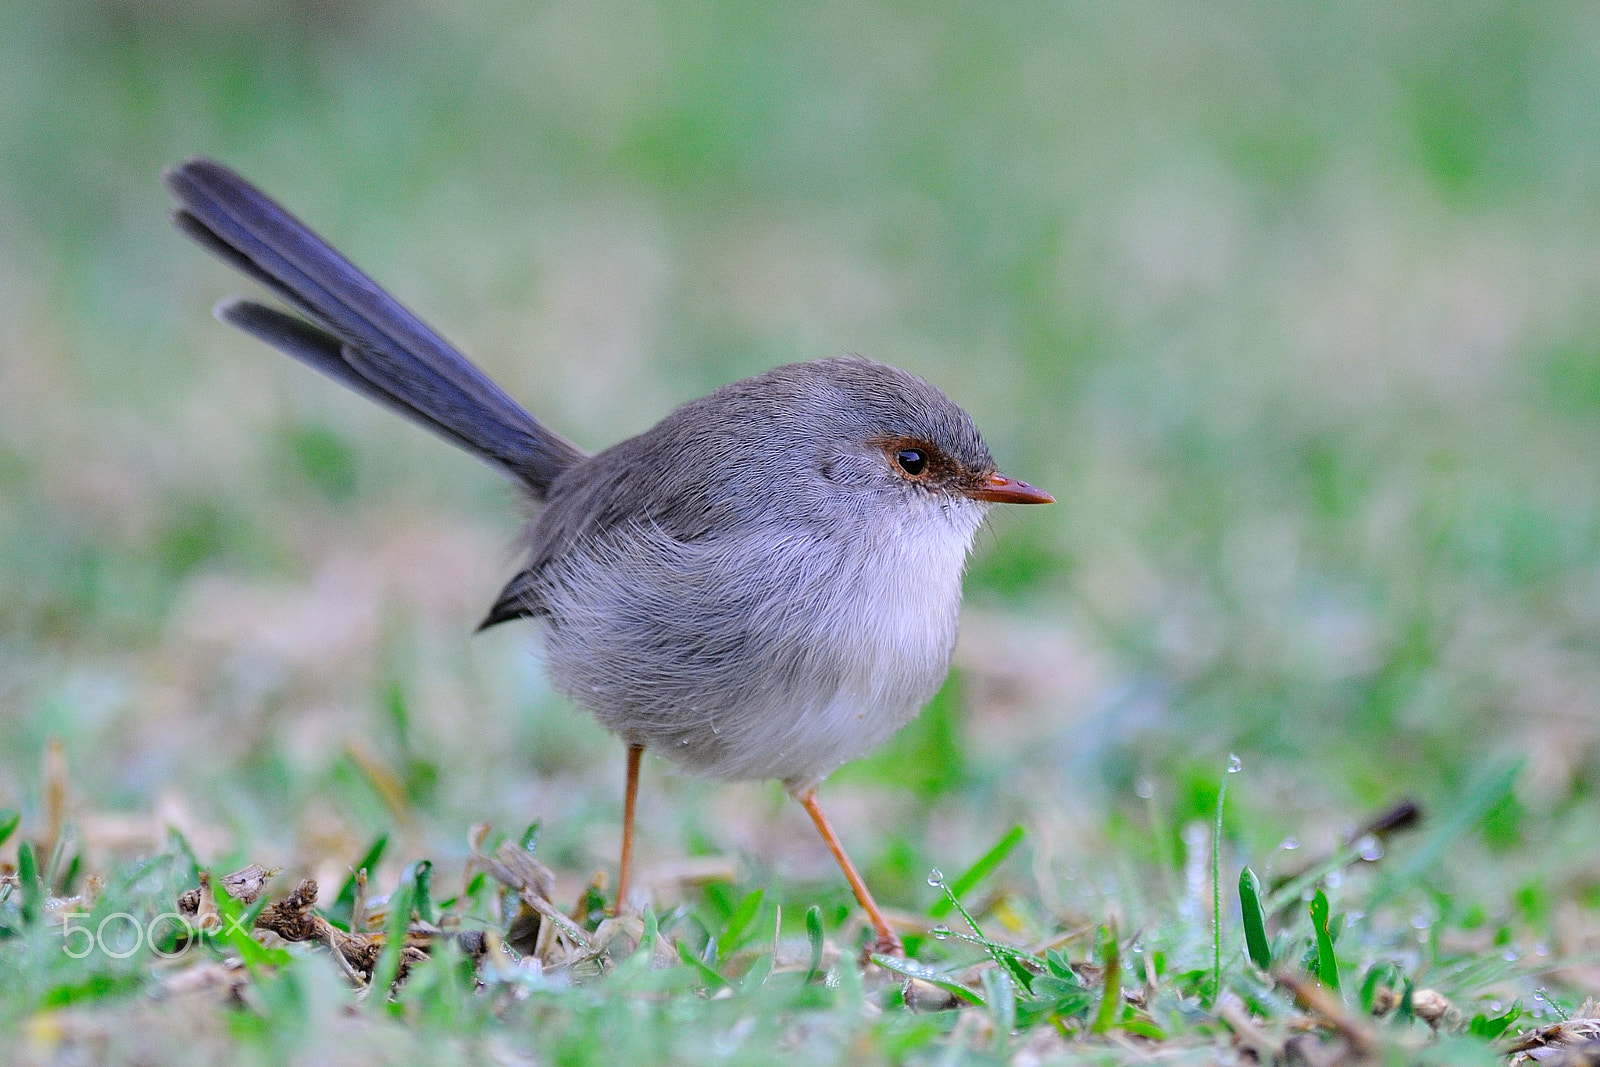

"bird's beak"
[966,471,1054,505]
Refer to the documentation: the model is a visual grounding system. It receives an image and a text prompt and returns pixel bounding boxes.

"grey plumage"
[518,358,994,786]
[166,159,1009,791]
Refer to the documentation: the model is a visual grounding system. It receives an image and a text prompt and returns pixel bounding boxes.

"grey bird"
[164,158,1053,953]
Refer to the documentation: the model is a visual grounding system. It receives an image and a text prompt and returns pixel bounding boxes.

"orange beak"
[965,471,1054,505]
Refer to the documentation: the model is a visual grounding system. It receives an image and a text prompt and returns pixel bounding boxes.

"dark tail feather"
[218,298,541,467]
[165,158,584,498]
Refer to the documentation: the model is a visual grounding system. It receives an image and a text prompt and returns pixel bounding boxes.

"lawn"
[5,1,1600,1063]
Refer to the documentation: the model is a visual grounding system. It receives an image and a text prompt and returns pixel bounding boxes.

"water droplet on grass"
[1228,754,1242,773]
[931,925,951,940]
[1135,779,1154,799]
[926,869,944,888]
[1279,836,1299,851]
[1357,835,1383,861]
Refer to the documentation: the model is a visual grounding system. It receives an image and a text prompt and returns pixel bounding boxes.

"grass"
[0,754,1577,1064]
[7,0,1600,1061]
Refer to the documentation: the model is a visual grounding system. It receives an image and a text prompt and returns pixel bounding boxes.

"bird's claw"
[863,930,905,963]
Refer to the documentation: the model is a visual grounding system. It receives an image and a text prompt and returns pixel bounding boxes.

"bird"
[164,158,1053,954]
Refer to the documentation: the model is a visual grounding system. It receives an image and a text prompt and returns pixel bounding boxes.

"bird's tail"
[165,158,584,498]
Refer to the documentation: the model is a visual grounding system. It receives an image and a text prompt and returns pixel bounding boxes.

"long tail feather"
[165,158,584,497]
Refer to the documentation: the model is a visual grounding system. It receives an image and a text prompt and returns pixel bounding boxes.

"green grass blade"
[368,878,414,1005]
[43,826,73,895]
[213,885,288,971]
[719,887,764,954]
[1212,763,1230,1005]
[1469,1001,1521,1039]
[17,841,42,926]
[931,871,1041,993]
[929,824,1025,918]
[983,967,1017,1047]
[1309,888,1340,992]
[740,951,774,991]
[1239,866,1271,970]
[869,954,985,1006]
[804,905,825,983]
[675,938,730,989]
[1090,924,1121,1034]
[0,810,18,849]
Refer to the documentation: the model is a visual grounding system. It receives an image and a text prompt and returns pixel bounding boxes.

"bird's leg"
[795,788,903,956]
[614,743,644,915]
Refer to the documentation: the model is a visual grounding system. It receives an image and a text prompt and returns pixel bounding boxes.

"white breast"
[724,495,988,788]
[535,495,989,789]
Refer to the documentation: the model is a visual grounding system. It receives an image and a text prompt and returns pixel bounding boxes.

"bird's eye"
[895,448,928,476]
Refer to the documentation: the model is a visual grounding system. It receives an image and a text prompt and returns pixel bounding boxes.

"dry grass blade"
[1275,969,1378,1059]
[1217,993,1284,1060]
[1510,1016,1600,1064]
[477,841,593,952]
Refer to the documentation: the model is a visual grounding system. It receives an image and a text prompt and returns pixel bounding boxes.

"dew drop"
[926,869,944,888]
[931,925,951,940]
[1227,754,1242,773]
[1411,912,1431,930]
[1502,950,1519,963]
[1325,869,1343,889]
[1356,835,1384,862]
[1536,943,1550,957]
[1279,836,1299,852]
[1135,779,1155,799]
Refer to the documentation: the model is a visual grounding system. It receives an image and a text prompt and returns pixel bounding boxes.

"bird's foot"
[862,930,905,964]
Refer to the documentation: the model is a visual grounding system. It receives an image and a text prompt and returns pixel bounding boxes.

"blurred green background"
[4,0,1600,924]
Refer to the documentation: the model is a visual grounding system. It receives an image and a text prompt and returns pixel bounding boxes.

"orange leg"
[796,788,903,955]
[615,744,644,914]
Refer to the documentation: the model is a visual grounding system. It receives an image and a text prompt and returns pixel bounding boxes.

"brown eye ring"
[895,448,928,476]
